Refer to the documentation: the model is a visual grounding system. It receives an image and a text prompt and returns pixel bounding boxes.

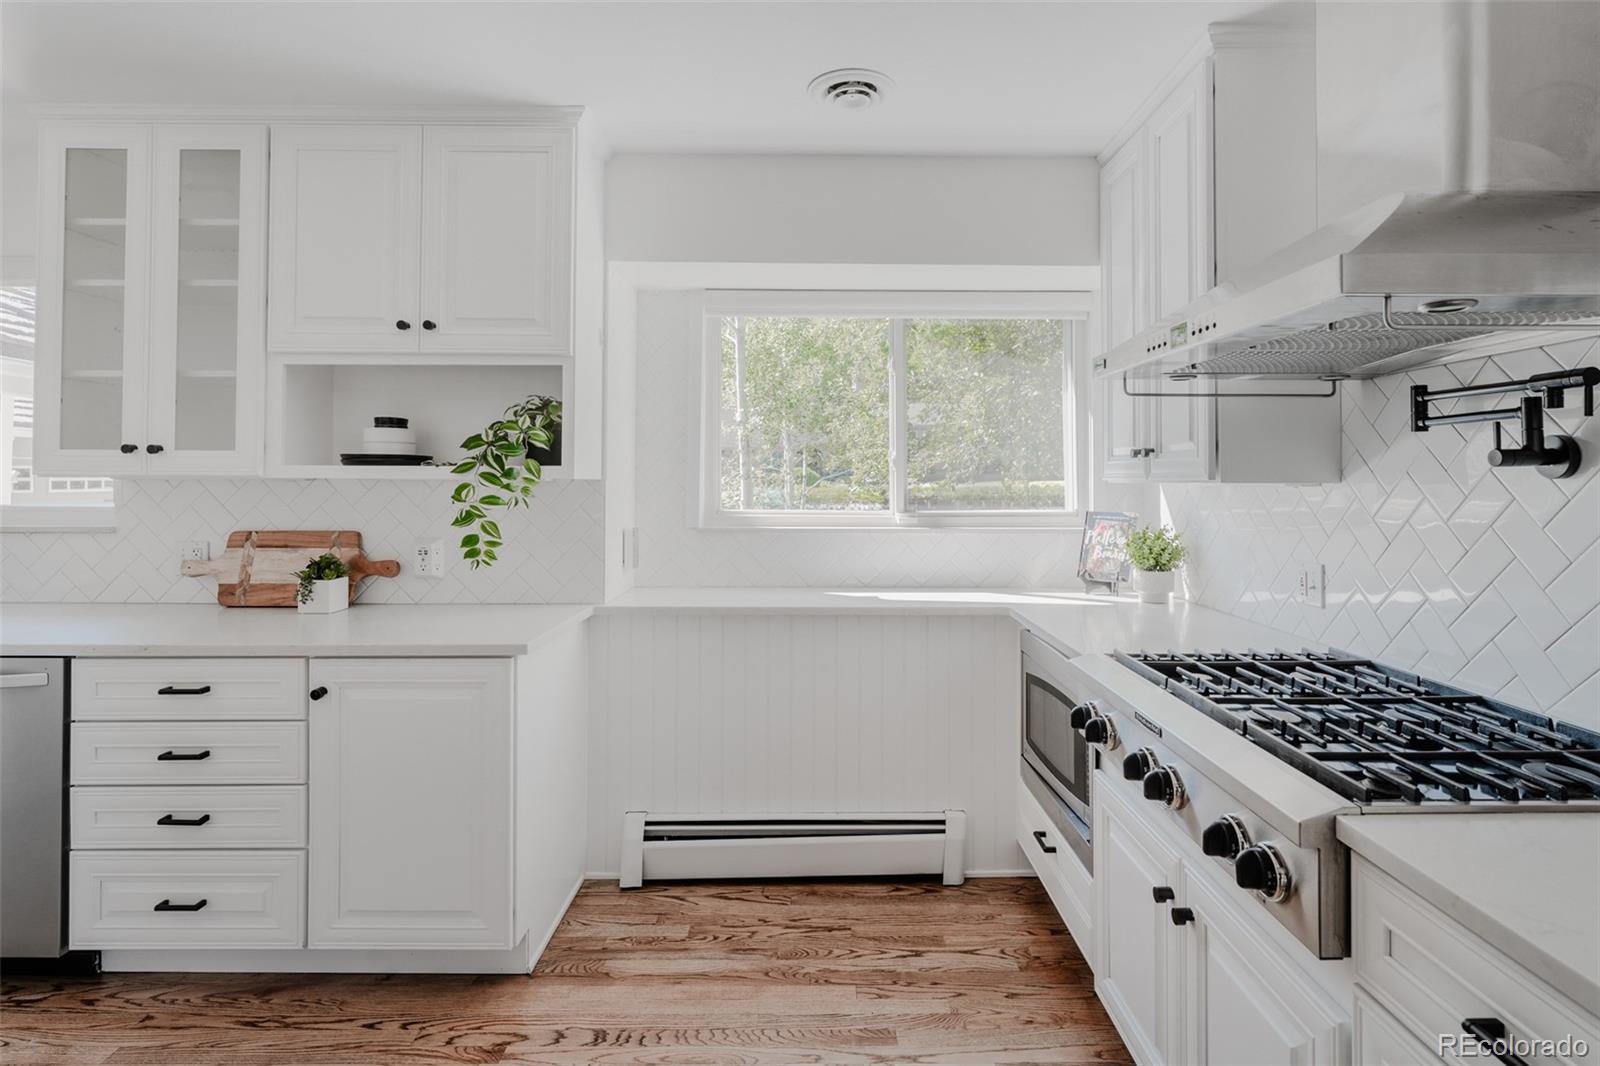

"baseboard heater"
[619,810,966,888]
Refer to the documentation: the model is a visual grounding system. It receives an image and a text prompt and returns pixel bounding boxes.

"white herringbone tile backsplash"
[1164,336,1600,729]
[0,478,604,604]
[632,289,1149,588]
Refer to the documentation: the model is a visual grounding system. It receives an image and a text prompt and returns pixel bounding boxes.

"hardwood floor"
[1,877,1131,1065]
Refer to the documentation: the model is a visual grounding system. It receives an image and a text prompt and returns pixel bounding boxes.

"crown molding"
[35,103,586,126]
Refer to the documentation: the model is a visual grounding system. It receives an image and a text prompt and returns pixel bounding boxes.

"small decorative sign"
[1078,511,1137,594]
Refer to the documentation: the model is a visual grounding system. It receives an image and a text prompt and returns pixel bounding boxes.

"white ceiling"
[2,1,1286,156]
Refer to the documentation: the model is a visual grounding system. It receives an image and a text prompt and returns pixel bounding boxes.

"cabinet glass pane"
[60,148,128,451]
[173,148,240,451]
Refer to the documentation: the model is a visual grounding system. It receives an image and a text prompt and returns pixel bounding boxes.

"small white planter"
[298,576,349,614]
[1131,568,1176,605]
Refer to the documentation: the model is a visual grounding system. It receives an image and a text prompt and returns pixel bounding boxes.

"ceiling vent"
[808,68,892,111]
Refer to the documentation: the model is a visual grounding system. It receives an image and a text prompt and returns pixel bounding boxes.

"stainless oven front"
[1020,630,1092,870]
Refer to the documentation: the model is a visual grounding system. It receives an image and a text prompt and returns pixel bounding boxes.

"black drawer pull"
[309,686,328,701]
[153,898,208,912]
[156,749,211,761]
[1462,1019,1529,1066]
[157,684,212,696]
[1031,830,1057,854]
[1152,886,1175,903]
[1171,907,1195,926]
[157,813,212,827]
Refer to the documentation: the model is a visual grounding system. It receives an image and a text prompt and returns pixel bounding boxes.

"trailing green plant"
[293,552,349,604]
[449,395,562,568]
[1126,525,1185,572]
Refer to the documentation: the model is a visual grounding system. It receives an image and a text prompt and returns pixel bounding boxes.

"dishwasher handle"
[0,673,50,689]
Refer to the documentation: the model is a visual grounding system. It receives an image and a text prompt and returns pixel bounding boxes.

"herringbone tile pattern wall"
[0,478,604,604]
[1164,337,1600,729]
[632,290,1150,588]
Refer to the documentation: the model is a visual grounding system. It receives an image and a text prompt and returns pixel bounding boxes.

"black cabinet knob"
[1202,815,1249,860]
[1234,843,1292,902]
[396,320,412,330]
[422,319,437,331]
[1152,885,1175,903]
[146,444,164,454]
[309,686,328,701]
[120,443,138,454]
[1170,907,1195,926]
[1123,748,1159,781]
[1142,766,1186,809]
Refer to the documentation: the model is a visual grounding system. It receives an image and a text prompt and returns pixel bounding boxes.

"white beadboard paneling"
[1164,339,1600,729]
[585,611,1024,878]
[630,289,1150,589]
[1,479,603,604]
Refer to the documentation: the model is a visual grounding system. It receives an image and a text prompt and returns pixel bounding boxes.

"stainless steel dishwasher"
[1,657,68,959]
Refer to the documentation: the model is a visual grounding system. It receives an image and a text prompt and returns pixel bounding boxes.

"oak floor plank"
[2,877,1131,1065]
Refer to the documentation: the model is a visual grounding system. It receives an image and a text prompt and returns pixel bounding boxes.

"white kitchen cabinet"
[1095,28,1331,486]
[34,120,265,477]
[420,126,572,352]
[267,125,422,352]
[1094,770,1182,1065]
[1176,863,1346,1066]
[269,123,573,355]
[1353,990,1445,1066]
[307,658,515,949]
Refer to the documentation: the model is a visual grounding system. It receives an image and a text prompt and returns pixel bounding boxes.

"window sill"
[0,505,118,533]
[700,511,1085,532]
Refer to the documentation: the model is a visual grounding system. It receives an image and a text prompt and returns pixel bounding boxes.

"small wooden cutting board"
[180,531,402,607]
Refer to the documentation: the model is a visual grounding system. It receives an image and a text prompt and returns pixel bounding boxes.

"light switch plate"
[414,539,445,578]
[1297,564,1325,608]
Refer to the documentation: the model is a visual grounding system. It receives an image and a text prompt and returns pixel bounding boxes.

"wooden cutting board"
[180,531,402,607]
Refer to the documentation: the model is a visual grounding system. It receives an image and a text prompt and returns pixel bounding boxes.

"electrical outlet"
[178,541,209,564]
[414,539,445,578]
[1297,564,1325,608]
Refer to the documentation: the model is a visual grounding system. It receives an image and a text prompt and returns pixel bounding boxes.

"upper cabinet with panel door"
[34,120,266,478]
[1095,26,1339,486]
[268,123,574,354]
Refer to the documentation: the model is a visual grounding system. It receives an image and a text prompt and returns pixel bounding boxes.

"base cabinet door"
[1354,989,1444,1066]
[1176,867,1347,1066]
[307,658,514,948]
[1094,774,1181,1065]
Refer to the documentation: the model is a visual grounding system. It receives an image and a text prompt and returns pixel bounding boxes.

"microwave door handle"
[0,673,50,689]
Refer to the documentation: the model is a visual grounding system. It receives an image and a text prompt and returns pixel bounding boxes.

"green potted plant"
[1125,525,1185,604]
[449,395,562,568]
[294,552,350,614]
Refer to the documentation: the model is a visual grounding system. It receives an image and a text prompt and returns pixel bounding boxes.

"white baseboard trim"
[101,940,537,974]
[581,868,1036,881]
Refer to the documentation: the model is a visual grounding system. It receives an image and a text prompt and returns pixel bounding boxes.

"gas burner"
[1117,649,1600,807]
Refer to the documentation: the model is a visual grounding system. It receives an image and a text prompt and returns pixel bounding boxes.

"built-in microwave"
[1020,630,1093,871]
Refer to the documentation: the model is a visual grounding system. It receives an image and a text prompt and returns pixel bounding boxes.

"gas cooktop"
[1116,649,1600,807]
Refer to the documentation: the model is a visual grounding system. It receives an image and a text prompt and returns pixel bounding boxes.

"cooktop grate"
[1116,649,1600,806]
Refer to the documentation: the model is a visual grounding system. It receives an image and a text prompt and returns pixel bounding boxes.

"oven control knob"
[1234,843,1292,902]
[1082,713,1119,750]
[1141,766,1186,809]
[1122,748,1159,781]
[1201,815,1250,861]
[1069,701,1098,730]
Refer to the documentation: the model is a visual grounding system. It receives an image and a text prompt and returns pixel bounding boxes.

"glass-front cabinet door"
[145,125,265,475]
[34,121,265,478]
[35,124,151,475]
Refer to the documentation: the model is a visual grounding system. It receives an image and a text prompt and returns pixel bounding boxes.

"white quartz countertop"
[1338,812,1600,1016]
[601,587,1324,656]
[0,603,594,657]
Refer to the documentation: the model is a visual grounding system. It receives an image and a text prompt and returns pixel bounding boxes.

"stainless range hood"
[1098,190,1600,382]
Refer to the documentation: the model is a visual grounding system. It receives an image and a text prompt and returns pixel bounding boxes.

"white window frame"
[699,290,1093,529]
[0,267,118,533]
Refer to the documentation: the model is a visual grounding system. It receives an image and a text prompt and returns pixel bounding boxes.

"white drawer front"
[69,850,305,949]
[1015,778,1094,957]
[71,722,307,785]
[1354,858,1598,1065]
[71,786,307,849]
[73,658,307,720]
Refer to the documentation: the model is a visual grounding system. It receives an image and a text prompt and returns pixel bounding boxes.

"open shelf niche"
[266,357,569,480]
